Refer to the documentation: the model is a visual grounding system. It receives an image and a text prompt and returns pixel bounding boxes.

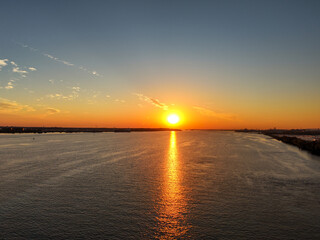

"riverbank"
[0,126,181,134]
[236,129,320,156]
[267,134,320,156]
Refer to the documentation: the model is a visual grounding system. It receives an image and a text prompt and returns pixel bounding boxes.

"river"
[0,131,319,239]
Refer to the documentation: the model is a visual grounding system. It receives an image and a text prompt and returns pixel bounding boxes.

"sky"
[0,0,319,129]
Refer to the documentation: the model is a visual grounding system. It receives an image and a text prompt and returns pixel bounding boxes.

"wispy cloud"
[47,93,75,101]
[193,106,236,120]
[42,53,101,76]
[72,86,80,91]
[0,58,36,78]
[0,98,35,112]
[134,93,168,110]
[0,80,14,90]
[46,86,80,101]
[43,53,74,66]
[18,42,38,52]
[114,99,126,103]
[12,67,28,77]
[0,59,8,70]
[17,42,101,77]
[45,107,60,114]
[91,71,101,77]
[4,80,15,89]
[10,61,17,66]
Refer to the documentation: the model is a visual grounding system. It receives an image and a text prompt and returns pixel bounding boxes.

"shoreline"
[266,134,320,156]
[236,129,320,156]
[0,127,181,134]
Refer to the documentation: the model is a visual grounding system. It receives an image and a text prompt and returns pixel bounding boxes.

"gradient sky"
[0,0,319,129]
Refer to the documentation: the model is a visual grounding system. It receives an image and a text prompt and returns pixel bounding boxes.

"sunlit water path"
[0,131,319,239]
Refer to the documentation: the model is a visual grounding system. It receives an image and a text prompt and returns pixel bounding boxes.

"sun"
[167,114,180,125]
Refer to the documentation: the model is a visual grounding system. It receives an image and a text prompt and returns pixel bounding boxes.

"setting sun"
[167,114,180,124]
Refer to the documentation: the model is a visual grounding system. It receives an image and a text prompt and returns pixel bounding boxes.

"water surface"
[0,131,319,239]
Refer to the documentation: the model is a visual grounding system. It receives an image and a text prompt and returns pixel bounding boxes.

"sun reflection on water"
[155,131,189,239]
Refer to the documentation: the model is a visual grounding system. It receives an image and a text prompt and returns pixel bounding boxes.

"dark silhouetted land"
[0,126,181,134]
[236,129,320,156]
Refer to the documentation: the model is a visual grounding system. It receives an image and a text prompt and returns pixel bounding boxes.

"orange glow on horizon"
[0,96,319,129]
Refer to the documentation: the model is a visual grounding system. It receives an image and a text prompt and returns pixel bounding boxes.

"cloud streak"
[134,93,168,110]
[45,107,60,114]
[193,106,236,121]
[46,86,80,101]
[43,53,74,66]
[0,98,35,112]
[17,42,101,77]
